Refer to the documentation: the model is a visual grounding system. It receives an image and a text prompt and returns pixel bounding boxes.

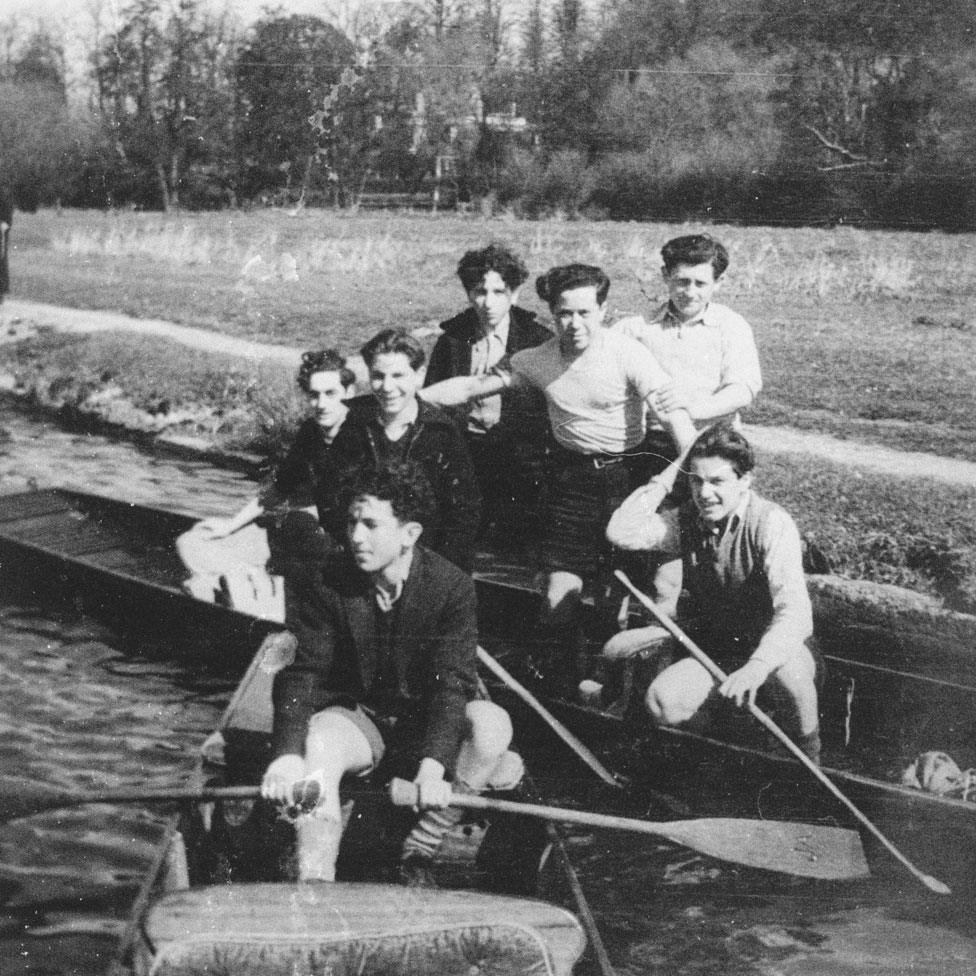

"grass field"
[4,208,976,608]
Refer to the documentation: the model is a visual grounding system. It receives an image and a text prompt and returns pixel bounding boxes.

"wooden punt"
[2,488,976,896]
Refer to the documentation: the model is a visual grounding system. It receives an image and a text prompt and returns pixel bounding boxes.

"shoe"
[396,853,438,888]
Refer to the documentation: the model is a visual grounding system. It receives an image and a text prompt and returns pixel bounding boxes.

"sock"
[399,781,472,863]
[797,728,821,766]
[295,813,343,881]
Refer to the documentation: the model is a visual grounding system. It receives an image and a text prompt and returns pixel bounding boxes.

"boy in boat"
[260,461,519,883]
[176,349,357,619]
[341,327,481,574]
[422,263,697,686]
[614,233,761,464]
[424,243,552,545]
[604,423,822,763]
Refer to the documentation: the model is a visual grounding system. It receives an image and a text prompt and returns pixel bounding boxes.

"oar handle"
[614,570,951,896]
[389,777,661,834]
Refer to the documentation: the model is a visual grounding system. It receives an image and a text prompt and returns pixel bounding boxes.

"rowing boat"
[2,488,976,895]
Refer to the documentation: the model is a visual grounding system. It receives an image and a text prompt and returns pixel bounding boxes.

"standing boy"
[422,264,696,685]
[260,462,517,883]
[614,233,762,472]
[605,424,821,763]
[424,244,551,543]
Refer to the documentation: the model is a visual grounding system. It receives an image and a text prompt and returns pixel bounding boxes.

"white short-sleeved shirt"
[508,329,670,456]
[614,302,762,430]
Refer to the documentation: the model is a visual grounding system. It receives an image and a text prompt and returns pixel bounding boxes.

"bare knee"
[543,572,583,625]
[464,700,513,759]
[644,680,700,727]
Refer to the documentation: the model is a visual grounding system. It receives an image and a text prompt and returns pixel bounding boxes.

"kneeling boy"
[260,462,517,882]
[606,424,821,763]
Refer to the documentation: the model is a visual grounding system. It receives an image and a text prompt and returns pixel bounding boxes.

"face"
[306,370,350,430]
[467,270,519,332]
[346,494,418,575]
[368,351,423,418]
[688,455,752,526]
[552,285,606,354]
[662,261,720,322]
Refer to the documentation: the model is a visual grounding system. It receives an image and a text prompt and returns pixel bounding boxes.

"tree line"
[2,0,976,229]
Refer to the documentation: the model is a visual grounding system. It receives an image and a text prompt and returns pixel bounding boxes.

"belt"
[550,445,635,470]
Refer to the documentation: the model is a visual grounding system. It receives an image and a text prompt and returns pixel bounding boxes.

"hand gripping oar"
[389,778,868,881]
[614,569,951,895]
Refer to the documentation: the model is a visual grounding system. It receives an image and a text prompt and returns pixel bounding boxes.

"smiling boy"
[605,424,821,763]
[614,234,762,473]
[261,462,517,883]
[425,244,551,543]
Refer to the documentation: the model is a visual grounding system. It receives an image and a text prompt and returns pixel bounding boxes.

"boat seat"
[143,881,585,976]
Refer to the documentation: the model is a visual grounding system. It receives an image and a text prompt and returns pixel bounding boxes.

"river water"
[0,407,974,975]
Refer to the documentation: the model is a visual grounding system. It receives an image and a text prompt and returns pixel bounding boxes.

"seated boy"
[605,424,821,763]
[614,233,762,473]
[424,243,552,543]
[260,461,519,883]
[339,328,481,573]
[176,349,357,619]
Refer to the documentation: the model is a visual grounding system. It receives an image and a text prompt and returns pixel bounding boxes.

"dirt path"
[5,297,976,489]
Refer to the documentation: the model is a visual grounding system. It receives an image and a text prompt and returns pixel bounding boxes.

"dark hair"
[360,328,426,371]
[687,423,755,476]
[661,234,729,279]
[297,349,356,393]
[456,243,529,292]
[535,264,610,308]
[344,461,437,527]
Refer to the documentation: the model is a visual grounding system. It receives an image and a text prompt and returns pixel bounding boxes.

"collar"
[658,301,717,330]
[698,490,751,539]
[373,549,414,613]
[478,315,510,347]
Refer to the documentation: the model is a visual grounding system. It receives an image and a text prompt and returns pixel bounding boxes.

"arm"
[718,510,813,706]
[420,372,512,407]
[195,496,264,540]
[419,571,479,778]
[655,382,755,423]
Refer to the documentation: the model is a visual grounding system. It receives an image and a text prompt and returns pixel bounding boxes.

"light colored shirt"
[614,302,762,430]
[467,318,509,433]
[609,490,812,670]
[508,330,671,455]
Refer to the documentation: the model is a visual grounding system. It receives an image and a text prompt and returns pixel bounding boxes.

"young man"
[613,233,762,473]
[260,462,518,883]
[605,424,821,763]
[176,349,357,619]
[422,264,696,685]
[341,328,481,574]
[0,184,11,328]
[424,244,552,543]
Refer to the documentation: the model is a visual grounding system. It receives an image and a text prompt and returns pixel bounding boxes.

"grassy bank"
[11,208,976,461]
[3,208,976,609]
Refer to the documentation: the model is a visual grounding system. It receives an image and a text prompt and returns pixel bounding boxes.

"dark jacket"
[424,306,552,443]
[335,395,481,573]
[271,546,479,775]
[261,418,356,544]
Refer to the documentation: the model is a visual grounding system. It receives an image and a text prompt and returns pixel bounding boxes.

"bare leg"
[296,710,375,881]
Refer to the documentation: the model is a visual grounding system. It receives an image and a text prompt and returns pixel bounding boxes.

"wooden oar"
[477,645,622,789]
[614,569,952,896]
[389,778,868,881]
[0,779,266,822]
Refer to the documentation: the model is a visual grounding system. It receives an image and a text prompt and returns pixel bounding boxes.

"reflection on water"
[0,605,231,976]
[0,407,975,975]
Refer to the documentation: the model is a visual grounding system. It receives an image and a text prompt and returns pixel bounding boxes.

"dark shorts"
[543,445,653,581]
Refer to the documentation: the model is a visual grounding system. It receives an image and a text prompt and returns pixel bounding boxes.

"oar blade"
[662,818,870,881]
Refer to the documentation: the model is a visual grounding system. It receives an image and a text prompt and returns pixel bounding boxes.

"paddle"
[614,569,952,896]
[389,778,869,881]
[477,646,623,789]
